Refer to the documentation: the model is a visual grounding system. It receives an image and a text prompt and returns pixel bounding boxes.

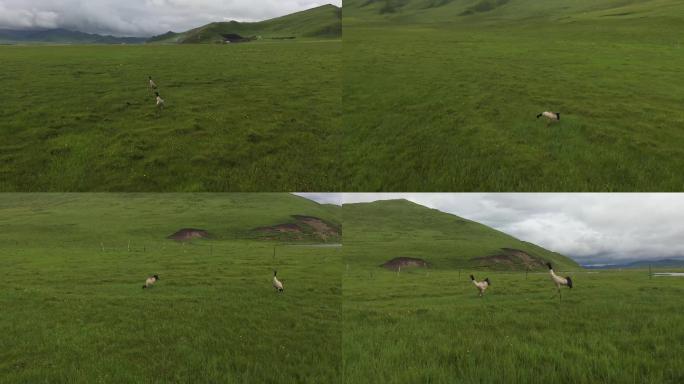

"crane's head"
[469,274,475,281]
[153,274,159,280]
[546,262,553,270]
[273,270,277,276]
[484,278,491,285]
[556,113,560,120]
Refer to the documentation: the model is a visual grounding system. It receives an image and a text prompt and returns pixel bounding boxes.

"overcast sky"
[0,0,341,36]
[298,193,684,265]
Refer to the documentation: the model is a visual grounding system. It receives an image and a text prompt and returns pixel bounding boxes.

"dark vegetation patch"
[381,257,430,271]
[362,0,411,14]
[422,0,455,9]
[364,0,454,13]
[601,12,635,17]
[460,0,510,16]
[221,34,256,43]
[253,215,341,242]
[167,228,211,241]
[470,248,546,270]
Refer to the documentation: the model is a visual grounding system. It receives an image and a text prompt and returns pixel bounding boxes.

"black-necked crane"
[155,92,165,109]
[537,111,560,127]
[547,262,572,300]
[273,270,284,293]
[470,274,490,297]
[142,274,159,289]
[149,76,158,92]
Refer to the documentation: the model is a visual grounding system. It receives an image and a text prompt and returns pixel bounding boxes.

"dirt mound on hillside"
[471,248,546,269]
[253,215,341,241]
[167,228,210,241]
[292,215,340,240]
[381,257,430,271]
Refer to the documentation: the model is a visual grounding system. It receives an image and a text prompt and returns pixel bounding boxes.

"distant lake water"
[653,272,684,277]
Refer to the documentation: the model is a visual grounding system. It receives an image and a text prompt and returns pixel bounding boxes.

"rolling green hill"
[0,193,341,245]
[149,4,341,44]
[345,0,684,24]
[342,0,684,191]
[342,199,578,270]
[0,193,341,382]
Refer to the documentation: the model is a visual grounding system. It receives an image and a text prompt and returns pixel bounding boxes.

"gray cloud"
[298,193,684,264]
[0,0,341,36]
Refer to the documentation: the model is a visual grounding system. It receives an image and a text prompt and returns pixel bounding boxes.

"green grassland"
[341,199,684,383]
[0,41,340,192]
[343,268,684,383]
[342,0,684,191]
[0,194,342,383]
[149,5,341,44]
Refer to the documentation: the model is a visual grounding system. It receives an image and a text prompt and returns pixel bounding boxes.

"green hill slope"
[344,0,684,24]
[0,193,340,245]
[342,199,578,270]
[149,4,341,44]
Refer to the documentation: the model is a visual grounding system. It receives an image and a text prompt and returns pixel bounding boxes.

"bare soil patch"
[253,215,341,241]
[471,248,546,269]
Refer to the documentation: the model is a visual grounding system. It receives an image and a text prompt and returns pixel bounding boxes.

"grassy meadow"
[0,41,340,192]
[342,267,684,383]
[341,199,684,383]
[342,0,684,191]
[0,194,342,383]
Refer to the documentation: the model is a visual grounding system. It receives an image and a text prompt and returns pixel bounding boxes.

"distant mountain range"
[0,28,147,44]
[583,258,684,269]
[0,4,341,45]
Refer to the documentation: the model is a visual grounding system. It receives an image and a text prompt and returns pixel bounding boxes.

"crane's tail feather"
[536,113,542,118]
[566,276,573,288]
